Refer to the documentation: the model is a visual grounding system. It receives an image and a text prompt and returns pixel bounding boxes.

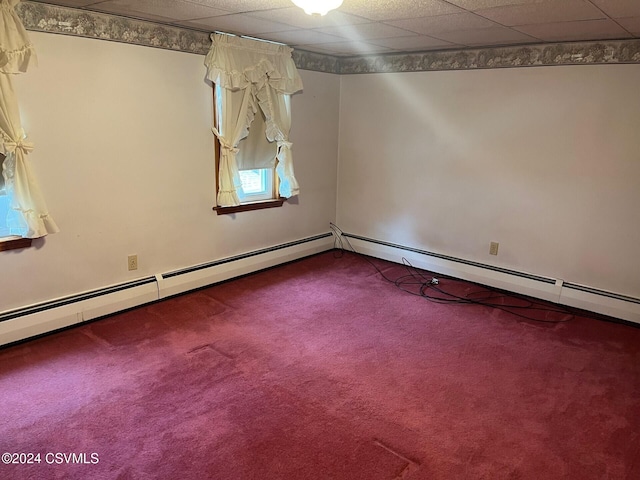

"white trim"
[0,233,334,347]
[559,286,640,324]
[343,235,640,325]
[158,234,333,299]
[0,308,81,347]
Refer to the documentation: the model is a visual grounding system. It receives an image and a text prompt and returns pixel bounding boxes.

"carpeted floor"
[1,251,639,479]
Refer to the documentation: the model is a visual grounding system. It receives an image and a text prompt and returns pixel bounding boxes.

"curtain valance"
[204,33,303,94]
[0,0,36,73]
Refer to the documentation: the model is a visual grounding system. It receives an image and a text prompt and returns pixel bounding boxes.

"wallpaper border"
[17,1,212,55]
[18,1,640,75]
[338,40,640,74]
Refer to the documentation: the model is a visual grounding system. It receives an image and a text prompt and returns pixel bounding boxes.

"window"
[0,153,32,251]
[212,85,284,215]
[205,34,302,214]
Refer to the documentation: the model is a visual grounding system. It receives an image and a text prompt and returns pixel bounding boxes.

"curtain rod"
[213,31,286,47]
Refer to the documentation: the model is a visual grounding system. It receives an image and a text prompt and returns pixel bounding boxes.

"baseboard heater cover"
[0,279,158,347]
[0,277,157,323]
[157,233,334,299]
[562,282,640,305]
[164,233,332,278]
[342,233,640,325]
[343,233,556,284]
[0,233,334,347]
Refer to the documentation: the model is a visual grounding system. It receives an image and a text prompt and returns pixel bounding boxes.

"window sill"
[0,237,32,252]
[213,198,285,215]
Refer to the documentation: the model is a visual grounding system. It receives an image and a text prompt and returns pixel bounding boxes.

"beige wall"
[337,65,640,298]
[0,32,339,312]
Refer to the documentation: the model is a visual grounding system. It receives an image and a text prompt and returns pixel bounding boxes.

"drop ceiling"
[32,0,640,56]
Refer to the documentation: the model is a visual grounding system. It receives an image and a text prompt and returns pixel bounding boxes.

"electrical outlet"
[489,242,499,256]
[128,254,138,271]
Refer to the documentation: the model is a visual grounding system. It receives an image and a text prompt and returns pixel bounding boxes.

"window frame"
[211,88,285,216]
[0,153,32,251]
[0,236,32,251]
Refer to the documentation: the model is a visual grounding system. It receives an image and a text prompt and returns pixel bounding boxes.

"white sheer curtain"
[204,33,303,207]
[0,0,58,238]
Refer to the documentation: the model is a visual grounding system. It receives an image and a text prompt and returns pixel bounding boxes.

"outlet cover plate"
[128,254,138,271]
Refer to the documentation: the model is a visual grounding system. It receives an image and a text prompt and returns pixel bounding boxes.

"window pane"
[0,193,27,238]
[239,169,266,195]
[0,153,5,193]
[238,168,273,202]
[0,195,10,237]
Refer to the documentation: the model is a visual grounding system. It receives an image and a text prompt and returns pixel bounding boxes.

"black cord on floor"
[329,222,573,324]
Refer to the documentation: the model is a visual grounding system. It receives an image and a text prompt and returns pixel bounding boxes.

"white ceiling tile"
[446,0,548,10]
[369,35,458,51]
[435,26,539,45]
[615,16,640,35]
[314,22,416,40]
[292,44,341,55]
[388,12,499,35]
[589,0,640,19]
[339,0,464,21]
[248,7,369,29]
[185,0,293,13]
[476,0,606,26]
[87,2,174,23]
[515,19,633,41]
[32,0,110,7]
[181,13,294,34]
[258,29,347,45]
[310,40,393,55]
[92,0,231,21]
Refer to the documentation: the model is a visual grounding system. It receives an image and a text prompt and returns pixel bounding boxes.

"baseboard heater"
[342,233,640,325]
[0,233,334,347]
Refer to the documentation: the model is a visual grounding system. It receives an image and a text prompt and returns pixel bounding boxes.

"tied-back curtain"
[204,33,303,207]
[213,84,254,206]
[257,85,298,198]
[0,0,58,238]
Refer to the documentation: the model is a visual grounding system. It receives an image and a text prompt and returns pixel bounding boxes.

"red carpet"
[1,251,639,479]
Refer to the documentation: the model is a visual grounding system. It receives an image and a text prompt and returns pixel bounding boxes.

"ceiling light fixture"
[291,0,343,16]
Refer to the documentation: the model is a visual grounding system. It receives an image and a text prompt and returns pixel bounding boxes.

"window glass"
[0,153,28,238]
[238,168,274,202]
[0,153,5,193]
